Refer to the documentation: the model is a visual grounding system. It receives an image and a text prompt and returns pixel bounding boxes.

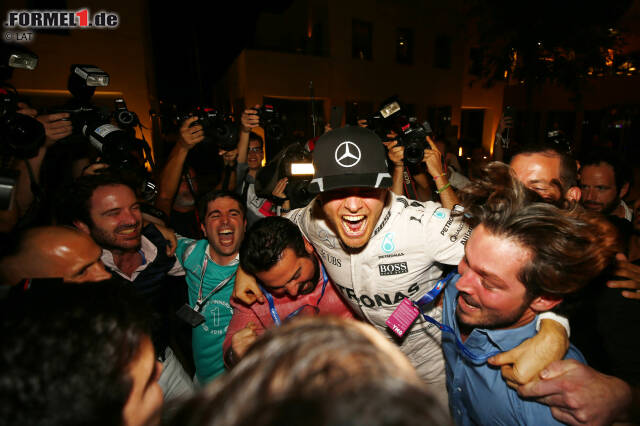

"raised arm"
[237,105,260,165]
[384,140,405,197]
[155,116,203,216]
[424,135,459,209]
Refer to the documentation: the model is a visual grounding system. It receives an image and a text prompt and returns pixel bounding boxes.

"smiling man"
[67,173,194,400]
[223,216,354,366]
[235,127,571,409]
[174,190,247,383]
[440,164,618,425]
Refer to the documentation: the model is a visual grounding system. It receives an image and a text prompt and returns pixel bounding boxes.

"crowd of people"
[1,93,639,426]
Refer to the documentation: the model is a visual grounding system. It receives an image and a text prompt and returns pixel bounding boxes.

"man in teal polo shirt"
[175,190,246,384]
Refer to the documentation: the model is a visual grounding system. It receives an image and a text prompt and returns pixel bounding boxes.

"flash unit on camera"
[380,101,401,119]
[291,163,314,176]
[8,53,38,70]
[73,65,109,87]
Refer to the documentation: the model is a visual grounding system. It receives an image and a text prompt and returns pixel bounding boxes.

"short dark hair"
[197,190,246,224]
[511,144,578,191]
[57,172,135,226]
[0,281,153,426]
[240,216,308,275]
[580,149,631,193]
[248,131,264,147]
[460,162,619,297]
[165,317,450,426]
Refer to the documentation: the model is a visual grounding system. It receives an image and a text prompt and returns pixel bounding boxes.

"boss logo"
[378,262,409,276]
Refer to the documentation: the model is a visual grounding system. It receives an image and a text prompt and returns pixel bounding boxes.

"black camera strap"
[401,166,418,200]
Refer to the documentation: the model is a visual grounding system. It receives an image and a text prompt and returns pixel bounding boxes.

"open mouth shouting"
[341,215,367,238]
[217,227,235,246]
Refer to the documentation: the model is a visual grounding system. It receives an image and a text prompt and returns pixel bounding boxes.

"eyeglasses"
[248,147,262,153]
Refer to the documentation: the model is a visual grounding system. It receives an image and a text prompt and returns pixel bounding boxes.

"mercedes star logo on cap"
[334,141,361,168]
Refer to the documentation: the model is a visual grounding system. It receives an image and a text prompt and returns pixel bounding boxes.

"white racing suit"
[287,191,470,399]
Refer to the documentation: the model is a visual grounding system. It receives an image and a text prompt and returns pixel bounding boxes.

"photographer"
[236,105,277,226]
[5,104,72,231]
[361,118,458,209]
[387,135,459,209]
[156,116,237,239]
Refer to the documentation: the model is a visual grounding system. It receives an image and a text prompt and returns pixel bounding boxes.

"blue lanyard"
[415,271,501,364]
[261,264,329,326]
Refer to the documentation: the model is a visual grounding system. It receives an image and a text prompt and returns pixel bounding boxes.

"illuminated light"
[503,70,508,78]
[458,147,463,156]
[587,71,593,75]
[630,67,636,71]
[291,163,314,175]
[605,49,614,67]
[399,41,405,46]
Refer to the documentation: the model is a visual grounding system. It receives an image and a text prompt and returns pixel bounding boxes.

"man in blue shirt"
[438,164,619,425]
[175,190,246,384]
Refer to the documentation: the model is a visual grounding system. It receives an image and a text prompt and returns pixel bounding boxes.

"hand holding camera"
[179,116,204,149]
[37,112,72,147]
[241,105,260,133]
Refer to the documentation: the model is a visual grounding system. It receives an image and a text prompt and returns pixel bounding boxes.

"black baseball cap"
[308,126,392,193]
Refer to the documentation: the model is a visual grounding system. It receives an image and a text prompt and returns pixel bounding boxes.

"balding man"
[0,226,110,286]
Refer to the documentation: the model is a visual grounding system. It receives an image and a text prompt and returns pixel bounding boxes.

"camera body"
[255,142,314,209]
[0,86,45,159]
[256,104,284,142]
[83,122,157,201]
[113,98,139,131]
[395,118,431,166]
[367,98,432,166]
[183,107,237,151]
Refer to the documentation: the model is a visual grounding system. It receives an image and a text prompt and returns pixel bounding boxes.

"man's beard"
[455,292,533,334]
[90,223,141,253]
[601,197,620,216]
[298,255,321,295]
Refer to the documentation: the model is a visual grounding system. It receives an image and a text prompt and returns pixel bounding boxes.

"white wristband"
[536,312,570,338]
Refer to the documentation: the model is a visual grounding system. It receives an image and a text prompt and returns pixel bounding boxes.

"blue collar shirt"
[442,274,586,425]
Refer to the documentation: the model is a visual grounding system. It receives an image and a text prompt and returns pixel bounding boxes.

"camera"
[49,65,112,134]
[395,118,431,166]
[0,87,45,159]
[368,98,432,166]
[182,107,237,151]
[113,98,140,132]
[254,142,315,209]
[0,43,45,159]
[256,104,284,142]
[83,121,157,201]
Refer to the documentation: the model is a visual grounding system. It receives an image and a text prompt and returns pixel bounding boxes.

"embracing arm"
[489,318,569,387]
[518,360,639,425]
